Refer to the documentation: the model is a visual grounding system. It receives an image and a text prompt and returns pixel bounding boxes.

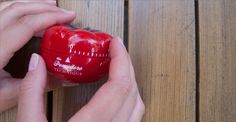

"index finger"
[0,0,56,11]
[69,37,132,122]
[0,10,76,69]
[0,2,58,31]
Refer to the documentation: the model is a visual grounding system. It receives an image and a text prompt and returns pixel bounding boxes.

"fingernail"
[29,53,39,71]
[60,8,75,14]
[116,37,125,46]
[45,1,57,5]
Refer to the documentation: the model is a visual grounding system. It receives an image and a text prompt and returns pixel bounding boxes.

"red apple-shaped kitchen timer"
[40,24,112,83]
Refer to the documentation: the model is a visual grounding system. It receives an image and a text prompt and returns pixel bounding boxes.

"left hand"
[0,0,76,112]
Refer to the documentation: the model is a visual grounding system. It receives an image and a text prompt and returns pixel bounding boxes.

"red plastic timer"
[40,25,112,83]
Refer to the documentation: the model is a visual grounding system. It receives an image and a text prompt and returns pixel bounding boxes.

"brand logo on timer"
[54,57,83,71]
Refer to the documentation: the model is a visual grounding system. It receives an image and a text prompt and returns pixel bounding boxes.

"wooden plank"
[199,0,236,122]
[53,0,124,122]
[0,108,16,122]
[129,0,196,122]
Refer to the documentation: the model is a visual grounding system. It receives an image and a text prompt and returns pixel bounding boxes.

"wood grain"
[0,108,16,122]
[1,0,235,121]
[199,0,236,122]
[53,0,124,122]
[129,0,196,122]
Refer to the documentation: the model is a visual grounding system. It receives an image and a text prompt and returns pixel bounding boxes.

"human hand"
[16,37,145,122]
[0,0,76,112]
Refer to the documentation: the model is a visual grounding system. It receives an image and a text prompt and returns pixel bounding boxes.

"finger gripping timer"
[40,25,112,83]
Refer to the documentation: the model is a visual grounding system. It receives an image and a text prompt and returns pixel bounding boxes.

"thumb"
[17,53,47,122]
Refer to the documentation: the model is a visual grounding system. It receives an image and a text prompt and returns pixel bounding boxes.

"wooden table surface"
[0,0,236,122]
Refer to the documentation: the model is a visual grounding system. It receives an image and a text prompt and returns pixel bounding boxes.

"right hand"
[16,37,145,122]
